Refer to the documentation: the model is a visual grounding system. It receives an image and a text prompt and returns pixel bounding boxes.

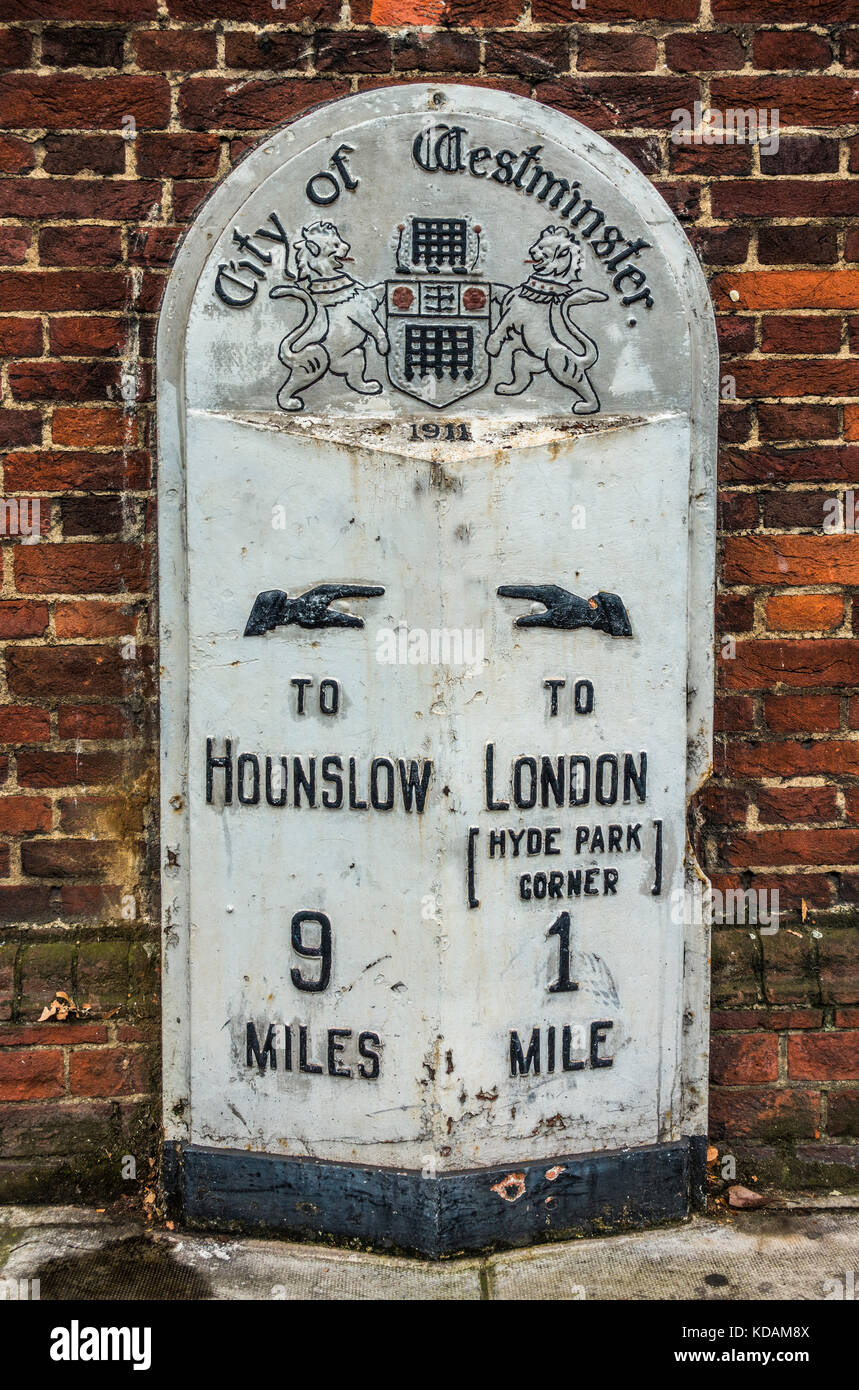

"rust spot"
[545,1165,566,1182]
[491,1172,526,1203]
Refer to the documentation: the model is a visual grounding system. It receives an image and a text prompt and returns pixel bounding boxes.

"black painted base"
[163,1136,707,1258]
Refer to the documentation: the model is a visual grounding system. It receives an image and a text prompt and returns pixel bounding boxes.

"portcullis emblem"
[384,216,491,408]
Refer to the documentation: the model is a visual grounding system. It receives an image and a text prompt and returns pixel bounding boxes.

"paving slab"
[1,1204,857,1300]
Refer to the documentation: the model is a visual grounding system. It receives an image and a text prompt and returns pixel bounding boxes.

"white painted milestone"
[158,86,717,1227]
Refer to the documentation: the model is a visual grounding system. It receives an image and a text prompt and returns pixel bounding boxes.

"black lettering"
[321,755,343,808]
[590,1020,614,1068]
[513,756,537,809]
[370,757,395,810]
[485,742,509,810]
[319,678,340,715]
[327,1028,353,1078]
[265,755,287,807]
[299,1025,323,1073]
[624,752,648,803]
[399,758,433,813]
[206,737,232,804]
[541,756,565,808]
[237,752,260,805]
[596,753,618,805]
[246,1021,277,1072]
[491,149,516,185]
[358,1031,381,1079]
[293,756,316,808]
[510,1028,540,1075]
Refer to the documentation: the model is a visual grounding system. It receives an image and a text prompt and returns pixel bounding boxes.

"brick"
[753,30,832,69]
[713,183,859,219]
[77,940,128,1012]
[178,77,347,131]
[0,600,49,639]
[224,30,306,71]
[5,450,148,493]
[755,787,839,824]
[59,795,143,834]
[17,751,125,789]
[57,706,131,740]
[533,0,697,16]
[0,316,41,357]
[42,26,125,69]
[724,829,859,867]
[49,317,125,358]
[718,491,757,530]
[789,1032,859,1081]
[691,225,749,265]
[717,592,753,631]
[758,226,837,266]
[818,929,859,1005]
[759,403,840,444]
[577,33,658,71]
[713,271,859,312]
[537,76,700,131]
[716,317,755,355]
[718,405,753,443]
[39,226,123,269]
[19,940,74,1017]
[759,135,839,176]
[760,316,842,355]
[69,1047,147,1098]
[761,494,833,530]
[0,943,16,1019]
[665,31,745,71]
[0,75,169,131]
[169,0,337,16]
[725,536,859,586]
[0,1050,64,1101]
[669,143,751,177]
[720,445,859,486]
[710,75,858,127]
[0,1023,107,1047]
[22,839,121,879]
[41,134,125,176]
[721,638,859,691]
[711,929,760,1008]
[764,694,840,732]
[712,1009,823,1031]
[714,695,754,732]
[61,499,124,538]
[828,1091,859,1137]
[0,181,161,222]
[0,1100,116,1159]
[14,544,146,595]
[845,30,859,66]
[710,1032,778,1085]
[134,28,217,71]
[0,26,32,67]
[0,226,31,265]
[709,1087,820,1142]
[0,886,51,922]
[695,785,747,825]
[55,601,135,639]
[484,31,570,78]
[51,407,132,448]
[317,31,393,73]
[0,797,51,834]
[7,646,138,700]
[765,594,844,631]
[762,930,817,1006]
[136,134,219,180]
[0,708,50,743]
[0,134,35,173]
[0,272,128,315]
[728,740,859,779]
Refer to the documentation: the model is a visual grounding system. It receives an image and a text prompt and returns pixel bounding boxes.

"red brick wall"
[0,0,857,1199]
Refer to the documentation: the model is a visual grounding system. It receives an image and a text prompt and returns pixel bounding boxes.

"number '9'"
[290,910,332,992]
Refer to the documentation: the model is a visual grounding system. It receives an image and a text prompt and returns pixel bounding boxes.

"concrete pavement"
[1,1196,858,1300]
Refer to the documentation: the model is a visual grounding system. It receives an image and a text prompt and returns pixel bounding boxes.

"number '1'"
[547,911,578,993]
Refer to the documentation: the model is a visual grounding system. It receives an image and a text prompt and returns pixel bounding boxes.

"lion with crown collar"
[487,226,609,415]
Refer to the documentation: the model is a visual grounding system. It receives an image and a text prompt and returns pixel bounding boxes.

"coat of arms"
[267,217,608,414]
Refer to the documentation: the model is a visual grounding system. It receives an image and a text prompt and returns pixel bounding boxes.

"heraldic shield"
[385,215,491,408]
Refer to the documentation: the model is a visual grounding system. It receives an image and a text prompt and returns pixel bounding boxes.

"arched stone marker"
[158,85,718,1256]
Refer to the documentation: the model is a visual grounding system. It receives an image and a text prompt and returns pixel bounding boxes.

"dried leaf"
[728,1184,769,1210]
[706,1145,719,1165]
